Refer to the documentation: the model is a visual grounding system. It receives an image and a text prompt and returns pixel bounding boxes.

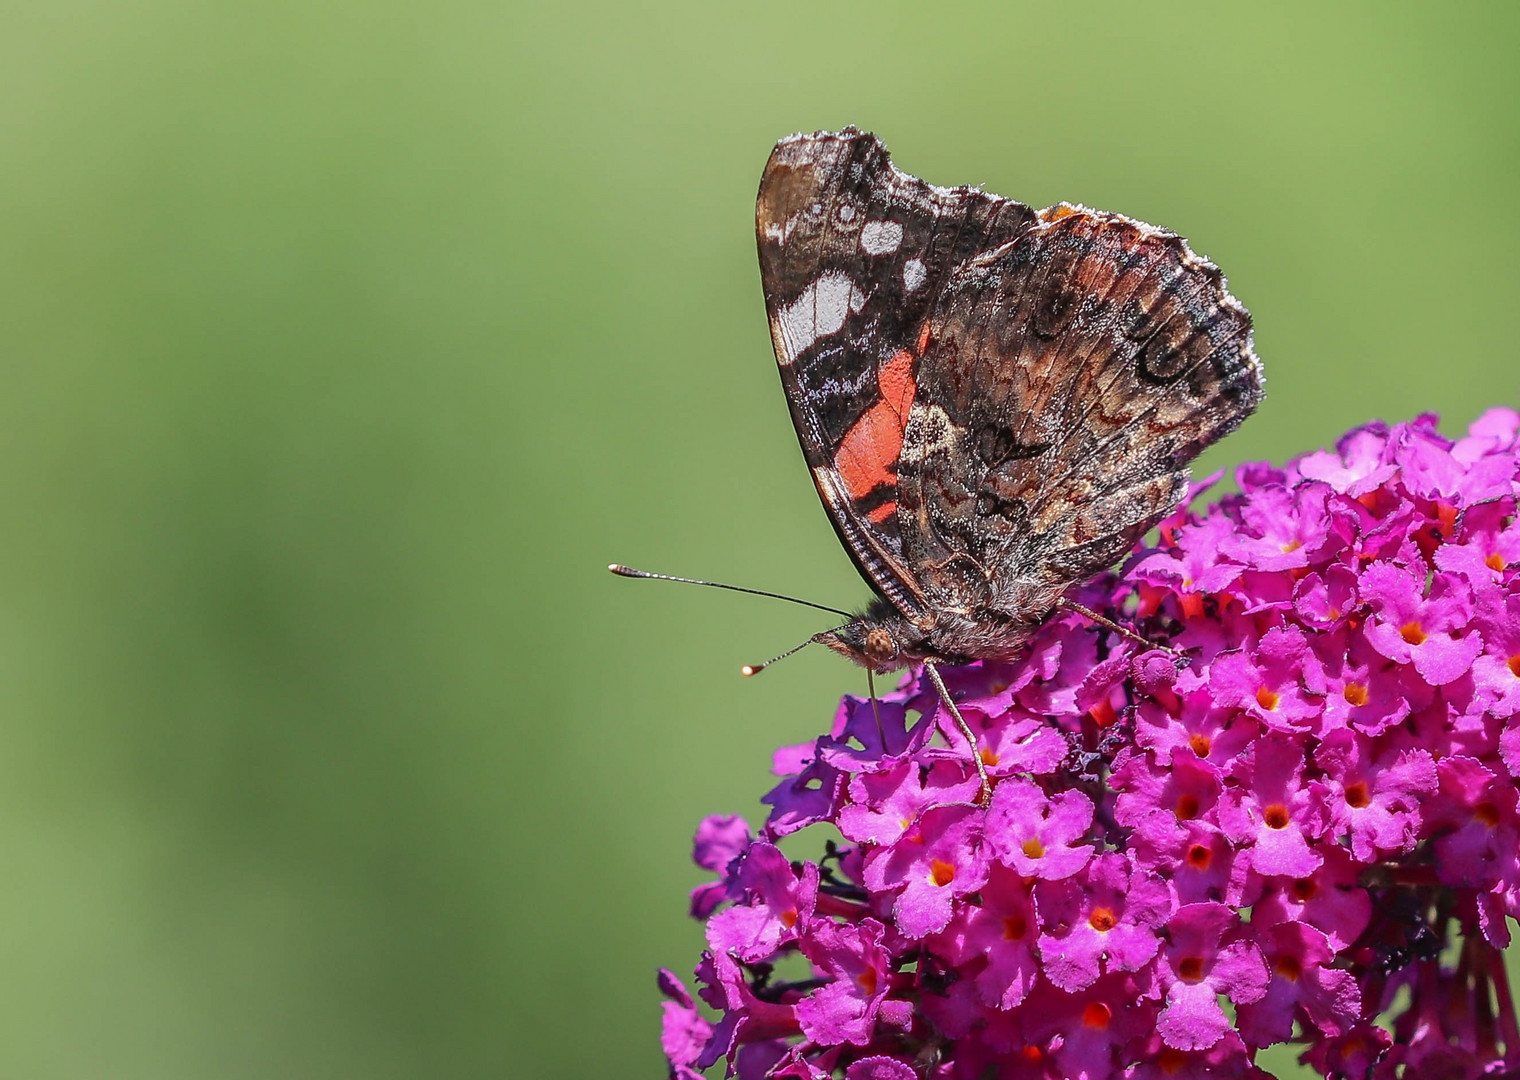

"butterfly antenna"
[740,635,821,677]
[608,564,853,618]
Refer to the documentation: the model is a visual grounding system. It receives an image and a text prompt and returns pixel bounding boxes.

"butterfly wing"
[896,206,1264,624]
[756,128,1035,617]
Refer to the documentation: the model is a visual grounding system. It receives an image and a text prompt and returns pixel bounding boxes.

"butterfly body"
[758,128,1265,672]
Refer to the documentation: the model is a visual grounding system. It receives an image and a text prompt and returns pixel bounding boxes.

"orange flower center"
[1022,837,1045,859]
[1089,907,1117,932]
[1292,877,1318,901]
[930,859,956,886]
[1263,804,1291,829]
[1508,655,1520,679]
[1400,621,1427,646]
[1256,686,1280,711]
[1476,802,1501,828]
[856,967,878,994]
[1002,915,1027,941]
[1082,1001,1112,1029]
[1177,957,1205,981]
[1188,733,1212,757]
[1343,682,1369,706]
[1275,955,1303,981]
[1175,794,1200,821]
[1344,782,1370,809]
[979,747,1000,767]
[1487,553,1507,572]
[1157,1048,1188,1073]
[1187,843,1213,869]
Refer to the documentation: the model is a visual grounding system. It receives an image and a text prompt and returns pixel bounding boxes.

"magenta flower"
[794,918,895,1046]
[1360,562,1484,685]
[659,410,1520,1080]
[983,779,1094,881]
[1034,853,1171,991]
[1217,734,1327,878]
[706,842,818,961]
[1210,625,1326,731]
[932,862,1040,1010]
[861,803,988,938]
[1311,729,1436,861]
[1234,921,1360,1046]
[1151,902,1269,1051]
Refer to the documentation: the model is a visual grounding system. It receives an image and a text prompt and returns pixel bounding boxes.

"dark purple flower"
[1250,842,1373,951]
[1234,921,1360,1045]
[1024,974,1150,1080]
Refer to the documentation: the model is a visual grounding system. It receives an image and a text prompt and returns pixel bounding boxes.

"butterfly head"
[811,597,929,674]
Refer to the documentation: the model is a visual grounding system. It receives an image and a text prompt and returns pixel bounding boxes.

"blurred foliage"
[0,1,1515,1077]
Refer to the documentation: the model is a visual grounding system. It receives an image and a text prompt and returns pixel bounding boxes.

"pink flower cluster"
[660,410,1520,1080]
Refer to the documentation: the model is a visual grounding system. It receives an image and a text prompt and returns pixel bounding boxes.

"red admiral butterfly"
[617,128,1264,794]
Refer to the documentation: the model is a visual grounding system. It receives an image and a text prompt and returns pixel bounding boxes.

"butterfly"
[614,128,1264,799]
[754,127,1264,753]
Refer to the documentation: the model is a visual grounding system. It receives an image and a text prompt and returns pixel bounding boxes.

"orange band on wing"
[835,351,918,503]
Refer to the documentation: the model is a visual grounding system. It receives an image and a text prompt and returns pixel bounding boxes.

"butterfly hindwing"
[895,207,1264,623]
[756,128,1035,614]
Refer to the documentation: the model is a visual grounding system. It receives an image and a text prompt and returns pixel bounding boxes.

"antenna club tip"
[740,664,761,677]
[608,563,632,576]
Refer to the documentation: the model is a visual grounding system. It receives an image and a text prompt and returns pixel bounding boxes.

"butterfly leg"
[1056,596,1183,658]
[922,659,992,807]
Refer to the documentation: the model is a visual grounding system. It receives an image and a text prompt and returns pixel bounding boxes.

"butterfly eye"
[864,628,897,662]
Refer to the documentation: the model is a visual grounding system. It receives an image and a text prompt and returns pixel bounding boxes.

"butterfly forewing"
[756,128,1034,614]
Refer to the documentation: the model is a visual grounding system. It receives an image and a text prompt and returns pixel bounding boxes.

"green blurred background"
[0,2,1516,1077]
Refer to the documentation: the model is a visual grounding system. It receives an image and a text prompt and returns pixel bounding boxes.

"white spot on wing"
[903,258,926,292]
[859,219,903,256]
[777,272,863,364]
[762,214,802,247]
